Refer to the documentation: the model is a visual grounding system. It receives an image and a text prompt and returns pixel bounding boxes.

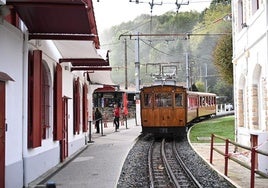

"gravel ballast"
[117,134,235,188]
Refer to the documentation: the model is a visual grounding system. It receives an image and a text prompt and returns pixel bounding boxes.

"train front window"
[144,93,153,107]
[155,93,172,107]
[175,93,183,107]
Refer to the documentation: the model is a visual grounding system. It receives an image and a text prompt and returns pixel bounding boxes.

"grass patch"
[189,115,235,143]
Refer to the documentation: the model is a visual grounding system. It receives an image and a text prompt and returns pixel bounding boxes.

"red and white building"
[0,1,112,187]
[232,0,268,174]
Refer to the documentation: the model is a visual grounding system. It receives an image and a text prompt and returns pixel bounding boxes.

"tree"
[212,77,233,103]
[100,2,232,91]
[212,34,233,85]
[195,80,205,92]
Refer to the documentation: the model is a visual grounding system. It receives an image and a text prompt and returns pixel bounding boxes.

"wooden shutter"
[82,84,88,132]
[54,64,63,140]
[4,8,20,28]
[28,50,42,148]
[73,77,81,134]
[0,82,5,187]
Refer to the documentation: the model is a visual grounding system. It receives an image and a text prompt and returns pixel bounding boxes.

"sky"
[92,0,212,33]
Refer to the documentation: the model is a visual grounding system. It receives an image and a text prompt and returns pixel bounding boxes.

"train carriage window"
[188,96,197,109]
[209,96,213,106]
[200,96,206,107]
[144,93,153,108]
[175,93,183,107]
[155,93,172,107]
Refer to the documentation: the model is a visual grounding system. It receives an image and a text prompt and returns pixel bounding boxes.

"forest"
[99,0,233,103]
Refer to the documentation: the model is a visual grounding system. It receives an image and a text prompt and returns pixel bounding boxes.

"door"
[60,97,69,162]
[0,81,5,188]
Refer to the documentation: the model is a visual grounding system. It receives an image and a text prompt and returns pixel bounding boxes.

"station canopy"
[6,0,99,47]
[55,40,109,68]
[7,0,113,74]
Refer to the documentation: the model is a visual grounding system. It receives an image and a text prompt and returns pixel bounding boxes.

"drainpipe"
[22,25,29,187]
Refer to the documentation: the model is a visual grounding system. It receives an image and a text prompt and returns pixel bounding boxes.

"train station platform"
[29,116,267,188]
[29,118,141,188]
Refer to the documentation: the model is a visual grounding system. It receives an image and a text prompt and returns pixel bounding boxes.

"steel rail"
[173,141,203,188]
[161,139,181,188]
[148,140,155,188]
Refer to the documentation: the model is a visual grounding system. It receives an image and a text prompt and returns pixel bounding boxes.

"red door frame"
[60,97,69,162]
[0,81,6,188]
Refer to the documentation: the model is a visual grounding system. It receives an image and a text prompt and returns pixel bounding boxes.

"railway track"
[148,138,202,188]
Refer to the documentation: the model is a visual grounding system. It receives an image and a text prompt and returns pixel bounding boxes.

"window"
[143,93,153,108]
[200,96,207,107]
[41,62,51,139]
[175,93,183,107]
[252,0,259,14]
[28,51,53,147]
[155,93,172,107]
[237,0,244,31]
[188,96,198,109]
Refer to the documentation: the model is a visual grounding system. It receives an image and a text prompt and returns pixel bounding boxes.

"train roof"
[140,84,186,90]
[187,91,216,96]
[140,85,216,97]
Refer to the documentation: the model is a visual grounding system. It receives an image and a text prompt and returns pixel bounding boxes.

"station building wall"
[0,20,94,187]
[232,0,268,173]
[0,20,24,188]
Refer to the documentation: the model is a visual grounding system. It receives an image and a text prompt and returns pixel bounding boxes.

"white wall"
[0,19,105,187]
[0,21,24,188]
[232,0,268,173]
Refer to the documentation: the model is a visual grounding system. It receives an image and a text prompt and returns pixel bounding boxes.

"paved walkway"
[29,119,141,188]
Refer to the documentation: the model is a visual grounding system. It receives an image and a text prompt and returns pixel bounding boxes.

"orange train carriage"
[140,85,216,136]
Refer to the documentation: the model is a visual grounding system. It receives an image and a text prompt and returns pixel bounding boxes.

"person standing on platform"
[94,107,102,133]
[113,104,120,131]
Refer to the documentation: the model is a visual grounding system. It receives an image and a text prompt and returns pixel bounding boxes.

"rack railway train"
[140,84,217,136]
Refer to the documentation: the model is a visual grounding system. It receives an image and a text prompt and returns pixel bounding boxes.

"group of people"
[94,104,121,133]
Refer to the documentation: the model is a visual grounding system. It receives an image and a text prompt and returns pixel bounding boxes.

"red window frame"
[41,63,50,139]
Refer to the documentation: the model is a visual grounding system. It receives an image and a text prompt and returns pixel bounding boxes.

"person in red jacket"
[113,104,120,131]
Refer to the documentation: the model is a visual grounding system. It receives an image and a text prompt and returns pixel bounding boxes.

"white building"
[0,1,112,187]
[232,0,268,174]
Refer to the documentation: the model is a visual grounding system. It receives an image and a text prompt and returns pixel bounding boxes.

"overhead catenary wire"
[140,39,174,56]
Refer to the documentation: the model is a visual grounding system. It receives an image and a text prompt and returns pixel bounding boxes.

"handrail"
[87,115,129,142]
[88,118,103,143]
[210,134,268,188]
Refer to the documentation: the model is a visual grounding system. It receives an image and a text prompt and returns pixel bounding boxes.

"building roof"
[7,0,113,75]
[56,40,110,70]
[6,0,100,47]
